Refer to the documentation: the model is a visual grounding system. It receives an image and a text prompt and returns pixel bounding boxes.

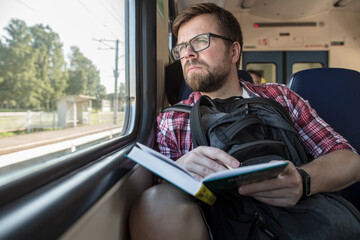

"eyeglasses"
[171,32,234,60]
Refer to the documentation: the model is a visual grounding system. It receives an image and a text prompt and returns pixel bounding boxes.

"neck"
[201,70,243,99]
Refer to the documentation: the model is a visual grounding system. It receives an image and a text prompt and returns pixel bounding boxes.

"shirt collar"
[188,80,260,103]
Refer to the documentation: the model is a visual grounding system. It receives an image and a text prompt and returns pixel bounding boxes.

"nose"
[182,44,198,59]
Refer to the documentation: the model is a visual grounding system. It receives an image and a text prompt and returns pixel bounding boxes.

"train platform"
[0,123,123,155]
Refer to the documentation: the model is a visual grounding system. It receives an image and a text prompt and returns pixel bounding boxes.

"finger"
[252,195,298,207]
[186,161,219,178]
[242,186,301,200]
[196,146,240,169]
[178,150,228,178]
[239,175,290,195]
[278,161,296,177]
[239,162,298,195]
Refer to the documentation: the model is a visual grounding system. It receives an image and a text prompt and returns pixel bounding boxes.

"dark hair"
[172,3,243,68]
[247,70,262,78]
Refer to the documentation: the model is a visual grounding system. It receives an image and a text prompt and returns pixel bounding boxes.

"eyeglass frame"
[171,32,234,60]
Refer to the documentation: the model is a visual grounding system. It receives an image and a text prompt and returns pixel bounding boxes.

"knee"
[130,183,194,222]
[129,183,208,239]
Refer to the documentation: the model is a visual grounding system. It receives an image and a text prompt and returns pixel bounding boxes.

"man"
[130,3,360,240]
[247,69,263,84]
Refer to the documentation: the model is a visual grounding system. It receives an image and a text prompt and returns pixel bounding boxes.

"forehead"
[177,14,219,43]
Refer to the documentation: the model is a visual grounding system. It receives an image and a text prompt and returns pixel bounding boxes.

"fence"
[0,111,123,133]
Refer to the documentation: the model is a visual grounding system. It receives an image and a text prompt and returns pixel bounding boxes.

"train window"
[245,63,276,83]
[292,62,323,75]
[0,0,131,182]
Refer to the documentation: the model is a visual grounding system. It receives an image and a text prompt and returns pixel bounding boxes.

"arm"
[238,86,360,207]
[238,150,360,207]
[303,149,360,194]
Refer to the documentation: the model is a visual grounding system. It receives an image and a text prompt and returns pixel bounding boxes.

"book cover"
[126,142,288,205]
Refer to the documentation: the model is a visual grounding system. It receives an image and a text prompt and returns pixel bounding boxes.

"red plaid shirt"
[155,81,356,160]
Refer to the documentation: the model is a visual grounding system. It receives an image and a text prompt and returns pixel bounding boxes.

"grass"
[0,128,60,138]
[0,130,27,137]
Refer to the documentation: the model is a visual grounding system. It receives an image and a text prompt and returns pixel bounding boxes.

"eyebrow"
[176,33,203,45]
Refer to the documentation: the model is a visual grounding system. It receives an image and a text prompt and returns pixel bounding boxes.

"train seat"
[288,67,360,210]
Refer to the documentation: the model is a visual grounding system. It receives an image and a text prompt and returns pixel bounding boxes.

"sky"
[0,0,126,93]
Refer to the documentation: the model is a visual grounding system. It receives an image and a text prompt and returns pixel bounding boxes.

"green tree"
[0,19,67,110]
[31,24,67,110]
[66,46,106,108]
[0,19,37,109]
[0,19,107,110]
[93,83,107,109]
[118,82,126,111]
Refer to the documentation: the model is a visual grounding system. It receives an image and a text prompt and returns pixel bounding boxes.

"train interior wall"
[237,9,360,72]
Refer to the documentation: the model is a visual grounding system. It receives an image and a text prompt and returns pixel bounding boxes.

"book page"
[126,144,216,205]
[137,143,194,178]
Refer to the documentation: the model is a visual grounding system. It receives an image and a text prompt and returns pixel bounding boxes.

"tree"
[0,19,67,110]
[118,82,126,111]
[0,19,37,109]
[66,46,106,109]
[31,24,67,110]
[93,84,107,110]
[0,19,107,111]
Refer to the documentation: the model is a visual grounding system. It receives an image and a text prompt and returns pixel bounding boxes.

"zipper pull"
[254,211,278,240]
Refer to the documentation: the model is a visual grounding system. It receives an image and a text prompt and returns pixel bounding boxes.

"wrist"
[296,166,311,199]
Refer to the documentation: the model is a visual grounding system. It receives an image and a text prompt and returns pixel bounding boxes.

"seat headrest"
[288,68,360,152]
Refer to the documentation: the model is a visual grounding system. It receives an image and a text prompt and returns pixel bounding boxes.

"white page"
[136,142,194,178]
[127,145,201,195]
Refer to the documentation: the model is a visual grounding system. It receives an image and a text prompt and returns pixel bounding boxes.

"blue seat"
[288,67,360,210]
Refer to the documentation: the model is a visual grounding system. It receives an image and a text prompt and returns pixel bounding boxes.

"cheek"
[204,48,229,65]
[180,59,186,69]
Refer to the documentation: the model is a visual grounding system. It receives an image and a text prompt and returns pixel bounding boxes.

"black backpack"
[163,95,309,166]
[162,95,360,240]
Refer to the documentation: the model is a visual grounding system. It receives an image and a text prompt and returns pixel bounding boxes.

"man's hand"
[238,161,303,207]
[176,146,240,180]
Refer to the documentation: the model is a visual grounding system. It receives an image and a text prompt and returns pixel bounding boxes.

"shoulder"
[157,91,200,126]
[243,81,301,107]
[244,81,293,97]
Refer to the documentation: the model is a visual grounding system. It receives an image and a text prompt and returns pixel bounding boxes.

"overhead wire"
[98,0,124,27]
[77,0,120,39]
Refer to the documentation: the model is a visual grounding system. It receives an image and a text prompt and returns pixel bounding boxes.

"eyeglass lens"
[172,33,210,60]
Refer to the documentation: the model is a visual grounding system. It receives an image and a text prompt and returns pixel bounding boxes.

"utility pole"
[113,39,119,124]
[93,38,120,124]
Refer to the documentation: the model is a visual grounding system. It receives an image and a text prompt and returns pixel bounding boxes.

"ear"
[230,41,241,65]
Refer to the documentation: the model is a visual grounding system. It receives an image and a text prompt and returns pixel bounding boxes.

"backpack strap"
[190,96,212,147]
[189,95,296,149]
[161,103,192,114]
[236,97,294,125]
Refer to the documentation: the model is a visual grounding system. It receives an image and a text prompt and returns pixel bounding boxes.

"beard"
[183,57,231,93]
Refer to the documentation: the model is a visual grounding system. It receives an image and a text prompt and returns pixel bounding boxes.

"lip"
[187,65,202,73]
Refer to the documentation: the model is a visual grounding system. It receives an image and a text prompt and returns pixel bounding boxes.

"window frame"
[0,0,158,238]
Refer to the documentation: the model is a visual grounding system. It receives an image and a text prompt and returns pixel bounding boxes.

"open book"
[126,142,288,205]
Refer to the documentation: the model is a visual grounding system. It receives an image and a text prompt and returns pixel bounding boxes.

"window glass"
[292,62,323,75]
[246,63,276,83]
[0,0,129,179]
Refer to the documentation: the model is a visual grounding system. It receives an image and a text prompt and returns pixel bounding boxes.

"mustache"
[184,59,209,71]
